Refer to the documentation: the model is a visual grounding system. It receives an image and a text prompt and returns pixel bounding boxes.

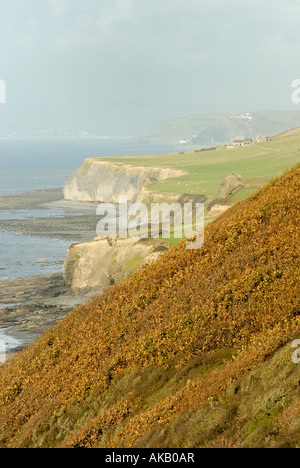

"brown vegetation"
[0,164,299,448]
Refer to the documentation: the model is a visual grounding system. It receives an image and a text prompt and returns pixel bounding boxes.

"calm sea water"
[0,138,177,284]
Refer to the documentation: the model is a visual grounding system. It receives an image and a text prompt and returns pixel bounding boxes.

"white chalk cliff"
[63,158,186,203]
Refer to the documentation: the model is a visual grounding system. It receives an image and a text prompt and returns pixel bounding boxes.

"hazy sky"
[1,0,300,135]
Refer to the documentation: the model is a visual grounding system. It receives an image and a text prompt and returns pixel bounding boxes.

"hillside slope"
[133,110,300,145]
[0,165,299,448]
[132,113,225,144]
[192,113,287,145]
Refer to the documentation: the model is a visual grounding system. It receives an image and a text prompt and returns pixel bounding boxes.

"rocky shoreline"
[0,188,64,210]
[0,189,100,363]
[0,188,99,242]
[0,273,97,362]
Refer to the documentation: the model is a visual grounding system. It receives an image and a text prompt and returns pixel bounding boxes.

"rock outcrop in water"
[63,159,186,203]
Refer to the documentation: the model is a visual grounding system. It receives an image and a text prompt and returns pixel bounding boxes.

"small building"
[256,134,271,144]
[233,138,253,147]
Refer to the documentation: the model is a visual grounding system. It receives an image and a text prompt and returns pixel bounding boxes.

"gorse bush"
[0,164,299,448]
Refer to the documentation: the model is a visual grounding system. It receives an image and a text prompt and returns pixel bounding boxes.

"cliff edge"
[63,158,186,203]
[63,237,170,290]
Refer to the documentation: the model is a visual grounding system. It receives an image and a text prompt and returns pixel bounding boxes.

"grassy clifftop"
[0,162,299,448]
[102,126,300,205]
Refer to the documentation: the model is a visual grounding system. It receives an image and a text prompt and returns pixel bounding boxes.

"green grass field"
[100,127,300,205]
[98,127,300,247]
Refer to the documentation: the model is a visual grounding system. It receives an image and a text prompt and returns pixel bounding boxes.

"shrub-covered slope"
[0,165,299,448]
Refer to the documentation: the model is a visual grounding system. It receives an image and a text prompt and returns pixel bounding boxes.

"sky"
[1,0,300,136]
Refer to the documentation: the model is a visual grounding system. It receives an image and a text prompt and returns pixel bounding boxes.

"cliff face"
[63,159,186,203]
[63,237,169,290]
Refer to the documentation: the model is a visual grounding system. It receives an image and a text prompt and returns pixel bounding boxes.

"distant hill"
[133,110,300,146]
[0,161,299,448]
[132,113,226,144]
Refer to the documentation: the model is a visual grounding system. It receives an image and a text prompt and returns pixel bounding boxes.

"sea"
[0,138,178,285]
